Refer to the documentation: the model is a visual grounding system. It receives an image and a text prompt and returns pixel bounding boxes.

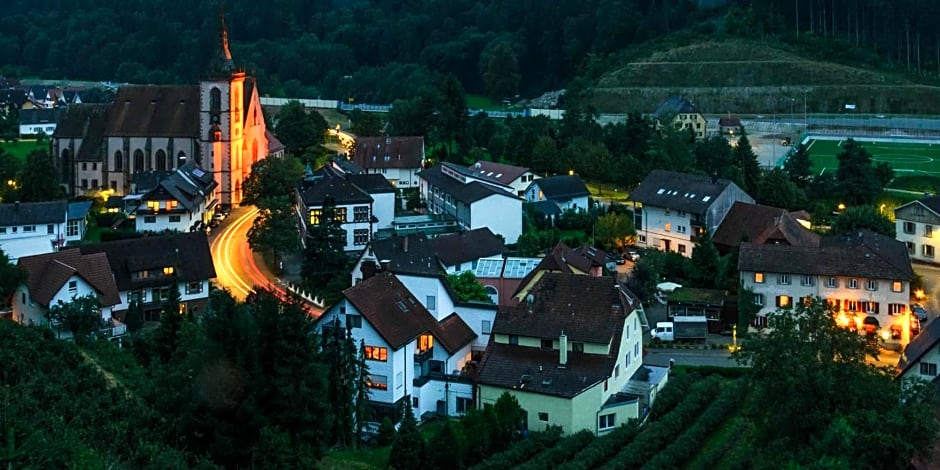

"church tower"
[199,8,246,208]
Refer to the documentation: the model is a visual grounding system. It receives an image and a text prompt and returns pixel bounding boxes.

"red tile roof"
[437,313,477,354]
[469,161,530,185]
[712,202,819,253]
[18,249,120,307]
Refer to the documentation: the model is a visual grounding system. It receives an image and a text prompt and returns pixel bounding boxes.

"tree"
[428,420,465,470]
[18,149,63,202]
[835,139,883,206]
[734,297,938,468]
[354,339,372,446]
[446,271,493,303]
[348,109,383,137]
[755,167,807,209]
[0,246,26,305]
[481,42,520,101]
[302,196,351,304]
[693,134,733,176]
[783,143,814,188]
[320,316,356,448]
[46,293,102,341]
[247,195,300,269]
[242,156,304,205]
[388,400,426,470]
[732,129,761,195]
[435,74,468,157]
[830,205,896,237]
[274,101,326,157]
[594,212,635,251]
[151,282,184,363]
[124,300,143,332]
[689,230,720,289]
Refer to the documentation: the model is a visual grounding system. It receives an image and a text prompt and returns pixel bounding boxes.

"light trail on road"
[211,207,258,300]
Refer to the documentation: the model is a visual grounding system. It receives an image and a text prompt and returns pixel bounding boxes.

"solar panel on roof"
[192,168,205,177]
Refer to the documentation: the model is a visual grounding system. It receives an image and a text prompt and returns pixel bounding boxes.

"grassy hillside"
[589,39,940,114]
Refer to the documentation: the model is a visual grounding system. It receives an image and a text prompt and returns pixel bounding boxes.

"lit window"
[599,413,616,431]
[776,295,792,308]
[366,374,388,390]
[147,200,159,211]
[754,273,764,283]
[664,223,671,232]
[364,346,388,362]
[163,266,175,276]
[418,334,434,352]
[309,209,322,225]
[892,281,903,293]
[888,304,906,315]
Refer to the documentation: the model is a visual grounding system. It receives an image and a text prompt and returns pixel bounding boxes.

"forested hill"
[1,1,938,104]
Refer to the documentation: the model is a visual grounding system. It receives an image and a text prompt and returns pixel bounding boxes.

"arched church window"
[210,87,221,112]
[114,150,123,171]
[155,149,167,171]
[133,149,144,171]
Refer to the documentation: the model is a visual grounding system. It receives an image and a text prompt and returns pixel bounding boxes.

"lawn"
[1,139,47,161]
[805,137,940,178]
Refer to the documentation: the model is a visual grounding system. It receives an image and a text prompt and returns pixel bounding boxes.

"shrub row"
[515,430,595,470]
[555,419,641,470]
[598,376,722,470]
[685,416,752,470]
[647,371,700,421]
[641,379,746,470]
[671,365,750,379]
[469,427,563,470]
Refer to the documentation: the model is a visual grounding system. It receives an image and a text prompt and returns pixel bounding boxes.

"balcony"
[413,370,474,388]
[414,348,433,364]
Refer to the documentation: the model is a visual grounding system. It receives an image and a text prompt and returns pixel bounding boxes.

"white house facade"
[133,163,218,233]
[350,136,425,189]
[898,318,940,388]
[0,200,68,262]
[630,170,754,257]
[524,175,590,212]
[895,196,940,264]
[739,230,916,348]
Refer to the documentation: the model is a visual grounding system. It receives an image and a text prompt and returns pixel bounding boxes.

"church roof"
[105,86,200,138]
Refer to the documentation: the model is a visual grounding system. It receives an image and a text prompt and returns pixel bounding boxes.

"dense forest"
[6,1,936,103]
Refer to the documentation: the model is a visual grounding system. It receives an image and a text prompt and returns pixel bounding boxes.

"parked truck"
[650,316,708,342]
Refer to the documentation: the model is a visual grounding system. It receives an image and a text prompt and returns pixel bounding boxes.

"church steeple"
[208,5,236,77]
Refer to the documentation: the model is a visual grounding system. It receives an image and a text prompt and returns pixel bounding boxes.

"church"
[52,14,274,209]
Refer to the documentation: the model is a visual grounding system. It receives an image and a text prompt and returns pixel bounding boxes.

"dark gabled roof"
[437,313,477,354]
[351,136,424,170]
[738,230,915,280]
[653,96,697,118]
[67,201,93,221]
[366,234,442,276]
[298,174,373,207]
[495,273,638,344]
[630,170,735,213]
[528,200,562,217]
[896,195,940,218]
[342,272,438,350]
[348,173,395,194]
[529,175,589,201]
[0,200,67,226]
[131,170,174,194]
[53,103,110,138]
[712,202,820,251]
[431,228,505,267]
[477,342,615,398]
[331,157,364,175]
[79,231,216,291]
[140,163,216,213]
[419,164,514,205]
[899,317,940,375]
[19,107,63,125]
[470,161,530,185]
[18,249,120,307]
[106,86,200,137]
[718,116,742,127]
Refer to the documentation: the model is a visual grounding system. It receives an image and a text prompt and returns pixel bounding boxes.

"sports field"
[804,138,940,177]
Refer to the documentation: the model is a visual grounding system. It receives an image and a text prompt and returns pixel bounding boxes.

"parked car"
[911,304,928,322]
[627,250,640,262]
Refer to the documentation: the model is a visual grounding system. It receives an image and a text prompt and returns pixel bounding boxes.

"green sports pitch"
[803,137,940,177]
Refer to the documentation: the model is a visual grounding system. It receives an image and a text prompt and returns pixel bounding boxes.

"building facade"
[895,196,940,264]
[0,200,68,262]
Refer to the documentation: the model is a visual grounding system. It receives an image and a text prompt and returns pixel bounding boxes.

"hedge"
[555,419,641,470]
[469,427,563,470]
[640,379,746,469]
[597,376,722,470]
[647,371,701,421]
[515,430,595,470]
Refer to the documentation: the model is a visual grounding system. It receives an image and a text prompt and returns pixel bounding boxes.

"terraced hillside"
[589,40,940,115]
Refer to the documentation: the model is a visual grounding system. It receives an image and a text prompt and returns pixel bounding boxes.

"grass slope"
[589,39,940,115]
[1,139,47,161]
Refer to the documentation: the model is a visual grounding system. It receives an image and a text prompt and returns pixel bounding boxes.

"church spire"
[208,3,235,77]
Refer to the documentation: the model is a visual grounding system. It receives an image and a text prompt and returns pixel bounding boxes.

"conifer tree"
[388,400,425,470]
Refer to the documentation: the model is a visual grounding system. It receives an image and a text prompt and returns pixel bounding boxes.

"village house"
[630,170,754,257]
[718,116,743,135]
[478,273,662,435]
[898,317,940,391]
[472,256,542,306]
[0,200,69,262]
[349,136,425,189]
[12,248,125,339]
[894,195,940,265]
[466,161,539,197]
[652,96,707,140]
[524,175,590,212]
[418,163,522,244]
[711,201,817,255]
[316,273,480,423]
[739,229,915,348]
[132,162,218,233]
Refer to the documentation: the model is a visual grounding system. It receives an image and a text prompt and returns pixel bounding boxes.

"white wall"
[0,221,66,262]
[372,192,395,230]
[396,274,455,321]
[453,303,497,350]
[638,205,695,257]
[470,195,521,244]
[12,275,113,327]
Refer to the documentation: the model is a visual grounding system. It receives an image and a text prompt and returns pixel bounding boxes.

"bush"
[515,430,595,470]
[470,427,563,470]
[555,420,640,470]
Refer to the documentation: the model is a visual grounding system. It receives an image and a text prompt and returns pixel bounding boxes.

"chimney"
[360,260,376,280]
[380,259,391,272]
[403,235,409,253]
[559,331,568,368]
